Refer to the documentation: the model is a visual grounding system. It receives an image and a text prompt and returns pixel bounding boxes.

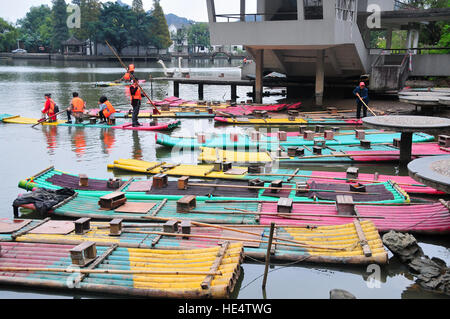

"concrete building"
[206,0,450,103]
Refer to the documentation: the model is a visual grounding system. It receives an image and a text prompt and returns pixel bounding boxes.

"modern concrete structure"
[206,0,450,103]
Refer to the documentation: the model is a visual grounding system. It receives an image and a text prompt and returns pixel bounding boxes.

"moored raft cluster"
[2,102,450,298]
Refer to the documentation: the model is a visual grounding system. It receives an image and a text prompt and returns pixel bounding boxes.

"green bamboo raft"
[0,218,388,265]
[18,167,410,204]
[0,239,244,298]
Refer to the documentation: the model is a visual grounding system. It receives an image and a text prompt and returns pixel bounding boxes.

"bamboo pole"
[124,229,350,251]
[190,209,322,221]
[0,267,222,276]
[187,182,381,195]
[356,94,377,117]
[262,223,275,289]
[204,199,424,206]
[105,40,160,115]
[249,173,428,187]
[223,207,385,219]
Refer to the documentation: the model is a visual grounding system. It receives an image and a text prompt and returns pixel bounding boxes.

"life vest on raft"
[103,101,116,118]
[72,97,85,113]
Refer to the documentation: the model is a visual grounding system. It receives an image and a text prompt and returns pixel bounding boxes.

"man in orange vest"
[98,96,116,125]
[119,64,135,83]
[41,93,58,122]
[129,79,142,127]
[66,92,87,124]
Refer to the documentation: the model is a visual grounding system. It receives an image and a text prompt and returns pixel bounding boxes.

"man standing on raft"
[129,79,142,127]
[353,82,369,119]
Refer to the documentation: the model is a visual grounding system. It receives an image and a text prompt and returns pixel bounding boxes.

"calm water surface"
[0,59,449,299]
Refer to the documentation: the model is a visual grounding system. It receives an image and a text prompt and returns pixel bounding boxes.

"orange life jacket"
[103,101,116,118]
[131,87,142,100]
[72,97,85,113]
[123,73,131,81]
[128,64,135,72]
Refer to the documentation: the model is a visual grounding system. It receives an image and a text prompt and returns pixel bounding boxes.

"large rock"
[329,289,356,299]
[382,231,423,263]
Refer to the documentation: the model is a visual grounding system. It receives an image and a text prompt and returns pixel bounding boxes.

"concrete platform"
[408,155,450,193]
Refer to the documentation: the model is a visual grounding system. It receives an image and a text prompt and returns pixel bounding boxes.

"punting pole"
[262,223,275,289]
[105,40,160,115]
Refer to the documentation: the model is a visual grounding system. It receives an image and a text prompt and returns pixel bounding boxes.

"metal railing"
[369,47,450,55]
[215,12,298,22]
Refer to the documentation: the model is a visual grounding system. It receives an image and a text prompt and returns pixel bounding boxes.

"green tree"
[0,18,19,52]
[130,10,153,56]
[97,2,134,54]
[150,0,172,53]
[171,26,187,52]
[51,0,69,53]
[73,0,101,55]
[132,0,145,13]
[17,5,53,52]
[187,23,210,53]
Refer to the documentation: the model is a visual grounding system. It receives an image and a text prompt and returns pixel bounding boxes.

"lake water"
[0,59,449,299]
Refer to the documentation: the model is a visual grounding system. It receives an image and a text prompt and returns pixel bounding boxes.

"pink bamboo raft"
[259,201,450,234]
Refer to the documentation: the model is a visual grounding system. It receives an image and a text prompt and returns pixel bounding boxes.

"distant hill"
[165,13,195,28]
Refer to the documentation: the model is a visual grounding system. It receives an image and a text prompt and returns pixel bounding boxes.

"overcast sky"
[0,0,257,24]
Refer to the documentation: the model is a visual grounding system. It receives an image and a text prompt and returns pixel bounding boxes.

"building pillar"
[386,28,393,50]
[206,0,216,23]
[174,82,180,97]
[297,0,304,20]
[240,0,246,21]
[315,50,325,106]
[198,84,204,100]
[255,49,264,104]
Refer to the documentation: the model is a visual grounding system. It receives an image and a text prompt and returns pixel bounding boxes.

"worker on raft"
[66,92,87,124]
[98,96,116,125]
[129,78,142,127]
[41,93,59,123]
[118,64,135,83]
[353,81,370,119]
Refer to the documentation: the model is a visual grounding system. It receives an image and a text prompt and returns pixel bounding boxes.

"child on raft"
[98,96,116,125]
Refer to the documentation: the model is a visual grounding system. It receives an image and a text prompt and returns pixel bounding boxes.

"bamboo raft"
[17,167,410,204]
[19,166,440,196]
[214,116,364,126]
[0,218,388,265]
[155,131,434,150]
[198,143,450,164]
[0,241,243,298]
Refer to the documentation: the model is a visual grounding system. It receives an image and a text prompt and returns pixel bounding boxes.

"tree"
[0,18,19,52]
[130,10,153,56]
[187,23,210,53]
[149,0,172,53]
[132,0,145,13]
[51,0,69,53]
[17,5,53,52]
[97,2,135,54]
[72,0,101,55]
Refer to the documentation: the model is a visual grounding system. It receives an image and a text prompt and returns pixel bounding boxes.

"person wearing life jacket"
[129,79,142,127]
[128,64,135,74]
[41,93,58,122]
[98,96,116,125]
[66,92,87,124]
[119,65,135,83]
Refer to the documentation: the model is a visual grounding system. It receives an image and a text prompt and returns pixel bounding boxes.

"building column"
[315,50,325,106]
[240,0,246,21]
[206,0,216,22]
[297,0,304,20]
[386,28,393,50]
[255,49,264,104]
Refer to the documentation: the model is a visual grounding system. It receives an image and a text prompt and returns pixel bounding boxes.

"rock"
[329,289,356,299]
[409,257,444,277]
[382,231,423,263]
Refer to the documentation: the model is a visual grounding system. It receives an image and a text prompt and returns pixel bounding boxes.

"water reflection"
[132,130,143,160]
[100,129,116,155]
[71,128,86,157]
[42,125,58,154]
